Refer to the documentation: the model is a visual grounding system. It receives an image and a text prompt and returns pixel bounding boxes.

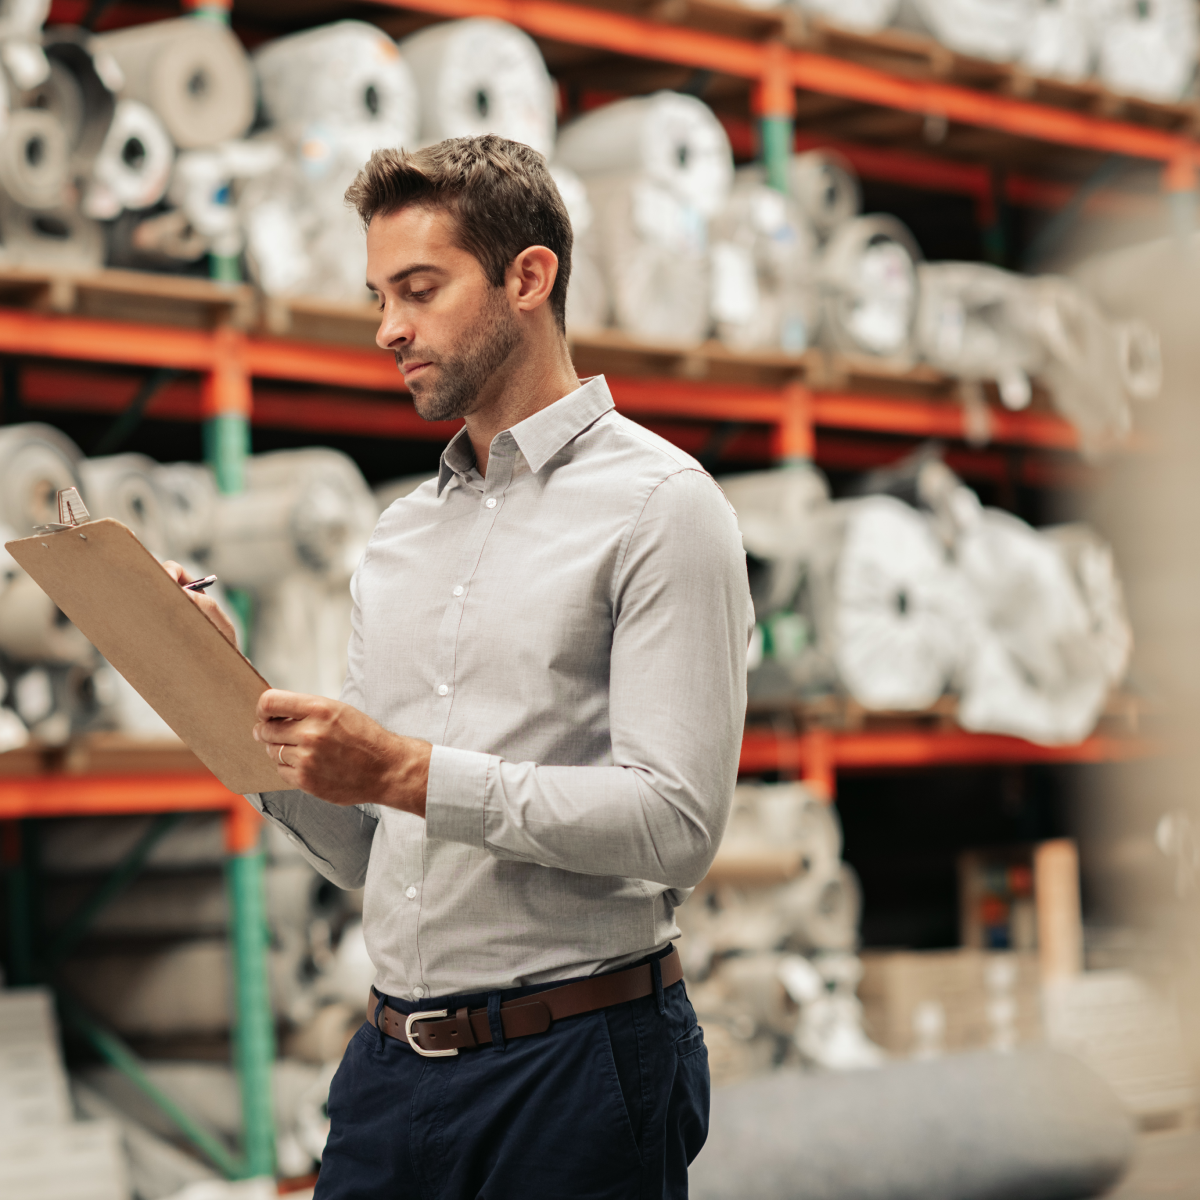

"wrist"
[383,736,431,818]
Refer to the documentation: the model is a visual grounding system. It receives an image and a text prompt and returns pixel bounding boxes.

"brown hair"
[346,135,573,333]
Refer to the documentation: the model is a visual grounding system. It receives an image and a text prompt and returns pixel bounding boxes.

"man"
[180,135,751,1198]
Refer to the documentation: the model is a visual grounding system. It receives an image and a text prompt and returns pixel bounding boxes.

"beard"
[401,286,523,423]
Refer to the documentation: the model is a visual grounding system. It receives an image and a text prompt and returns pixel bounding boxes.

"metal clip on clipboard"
[33,488,91,534]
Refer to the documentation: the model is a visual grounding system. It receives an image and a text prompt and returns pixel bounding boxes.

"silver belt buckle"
[404,1009,458,1057]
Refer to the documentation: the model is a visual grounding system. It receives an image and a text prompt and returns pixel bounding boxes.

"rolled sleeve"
[424,744,494,850]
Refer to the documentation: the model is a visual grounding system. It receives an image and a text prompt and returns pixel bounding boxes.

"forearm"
[425,750,731,887]
[246,790,378,889]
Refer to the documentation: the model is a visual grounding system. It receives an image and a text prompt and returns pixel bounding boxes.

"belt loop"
[487,991,506,1053]
[373,990,388,1053]
[651,956,666,1016]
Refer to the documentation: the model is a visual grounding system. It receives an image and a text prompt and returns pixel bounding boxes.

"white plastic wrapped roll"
[0,108,69,209]
[0,198,104,269]
[210,448,378,590]
[1094,0,1198,103]
[1043,524,1132,687]
[153,462,218,563]
[0,534,92,666]
[254,20,419,147]
[399,18,557,158]
[583,173,710,345]
[794,0,901,32]
[250,573,357,700]
[956,504,1110,745]
[1028,276,1131,457]
[1114,318,1162,402]
[781,863,863,953]
[555,92,734,219]
[92,17,254,150]
[711,174,819,353]
[1021,0,1093,81]
[788,151,861,239]
[898,0,1035,61]
[83,99,174,219]
[819,215,921,359]
[0,423,84,531]
[915,262,1044,410]
[832,496,966,710]
[38,34,117,171]
[79,454,169,561]
[550,163,610,332]
[0,0,49,37]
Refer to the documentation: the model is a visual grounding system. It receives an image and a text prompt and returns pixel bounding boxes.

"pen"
[183,574,218,593]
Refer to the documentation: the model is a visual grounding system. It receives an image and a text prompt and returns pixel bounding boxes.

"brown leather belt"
[367,948,683,1058]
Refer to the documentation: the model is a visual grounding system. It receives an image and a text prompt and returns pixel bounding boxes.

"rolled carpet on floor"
[689,1049,1133,1200]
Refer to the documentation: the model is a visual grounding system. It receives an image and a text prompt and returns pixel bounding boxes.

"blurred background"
[0,1,1197,1198]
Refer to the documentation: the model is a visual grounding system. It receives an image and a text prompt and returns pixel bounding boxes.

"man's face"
[366,204,522,423]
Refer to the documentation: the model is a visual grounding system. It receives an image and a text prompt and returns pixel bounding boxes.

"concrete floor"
[1106,1129,1200,1198]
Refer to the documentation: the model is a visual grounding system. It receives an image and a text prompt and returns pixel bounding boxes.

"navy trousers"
[314,954,709,1200]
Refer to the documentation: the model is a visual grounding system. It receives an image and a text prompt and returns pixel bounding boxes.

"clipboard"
[6,516,286,795]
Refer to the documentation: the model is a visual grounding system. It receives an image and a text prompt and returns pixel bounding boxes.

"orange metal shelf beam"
[3,310,1082,452]
[368,0,1196,164]
[739,727,1160,777]
[0,772,263,852]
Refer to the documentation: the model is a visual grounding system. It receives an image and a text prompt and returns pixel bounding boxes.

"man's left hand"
[253,690,430,817]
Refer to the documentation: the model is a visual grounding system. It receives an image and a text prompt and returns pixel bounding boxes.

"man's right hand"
[163,560,238,647]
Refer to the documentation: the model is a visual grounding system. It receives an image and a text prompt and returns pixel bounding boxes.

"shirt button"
[437,684,449,696]
[452,585,464,597]
[485,497,497,509]
[405,886,417,900]
[413,986,425,999]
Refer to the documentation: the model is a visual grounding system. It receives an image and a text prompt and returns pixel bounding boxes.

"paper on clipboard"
[5,516,286,795]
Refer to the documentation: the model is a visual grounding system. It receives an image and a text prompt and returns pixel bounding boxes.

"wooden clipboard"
[6,518,286,795]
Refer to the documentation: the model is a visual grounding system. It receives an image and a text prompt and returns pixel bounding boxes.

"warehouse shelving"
[2,0,1183,1181]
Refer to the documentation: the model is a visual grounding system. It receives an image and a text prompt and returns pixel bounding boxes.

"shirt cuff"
[424,745,494,849]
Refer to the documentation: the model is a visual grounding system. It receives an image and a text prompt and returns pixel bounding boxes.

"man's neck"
[465,332,580,476]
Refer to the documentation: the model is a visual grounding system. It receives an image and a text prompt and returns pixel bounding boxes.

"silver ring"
[277,744,287,767]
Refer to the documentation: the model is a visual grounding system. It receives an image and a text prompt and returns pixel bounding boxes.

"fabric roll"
[83,98,173,219]
[153,462,218,563]
[78,453,169,561]
[92,17,254,150]
[582,172,710,346]
[788,151,861,239]
[832,496,966,711]
[955,502,1110,745]
[1093,0,1198,102]
[210,448,378,590]
[555,91,734,219]
[400,18,557,158]
[818,215,921,359]
[794,0,901,33]
[0,422,83,532]
[1043,523,1132,687]
[690,1050,1133,1200]
[253,20,418,150]
[710,173,819,353]
[551,163,610,332]
[0,0,49,38]
[1020,0,1093,81]
[1114,317,1162,402]
[0,524,92,667]
[38,32,117,173]
[1028,275,1131,457]
[780,863,863,953]
[914,262,1044,410]
[897,0,1035,62]
[0,107,69,209]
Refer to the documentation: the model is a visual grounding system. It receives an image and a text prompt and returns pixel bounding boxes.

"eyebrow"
[365,263,446,292]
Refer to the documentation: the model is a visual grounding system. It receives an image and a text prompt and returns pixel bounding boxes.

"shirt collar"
[437,376,615,494]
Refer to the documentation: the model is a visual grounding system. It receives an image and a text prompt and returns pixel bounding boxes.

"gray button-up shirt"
[250,376,752,1000]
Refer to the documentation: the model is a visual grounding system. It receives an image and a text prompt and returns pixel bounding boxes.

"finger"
[254,718,303,747]
[257,689,322,722]
[162,560,187,583]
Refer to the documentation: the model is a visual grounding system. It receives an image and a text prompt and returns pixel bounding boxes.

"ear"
[508,245,559,315]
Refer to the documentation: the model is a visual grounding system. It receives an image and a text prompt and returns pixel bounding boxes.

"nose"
[376,301,414,353]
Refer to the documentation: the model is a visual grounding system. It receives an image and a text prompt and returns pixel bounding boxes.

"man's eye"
[410,289,431,300]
